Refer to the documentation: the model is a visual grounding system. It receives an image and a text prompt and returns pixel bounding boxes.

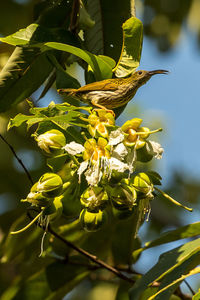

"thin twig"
[183,279,195,296]
[48,225,134,283]
[0,133,33,185]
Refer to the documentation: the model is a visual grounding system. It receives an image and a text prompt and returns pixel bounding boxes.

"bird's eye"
[138,71,143,75]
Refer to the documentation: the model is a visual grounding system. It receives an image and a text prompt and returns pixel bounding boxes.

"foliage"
[0,1,199,300]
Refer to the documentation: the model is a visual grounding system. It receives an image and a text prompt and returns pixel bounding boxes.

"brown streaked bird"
[58,70,168,113]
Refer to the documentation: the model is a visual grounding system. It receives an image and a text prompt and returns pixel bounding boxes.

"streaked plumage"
[58,70,168,111]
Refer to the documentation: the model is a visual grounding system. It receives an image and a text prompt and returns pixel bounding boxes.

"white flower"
[63,141,84,155]
[77,161,88,182]
[85,165,103,186]
[108,157,129,172]
[146,141,164,159]
[108,128,124,146]
[112,143,128,160]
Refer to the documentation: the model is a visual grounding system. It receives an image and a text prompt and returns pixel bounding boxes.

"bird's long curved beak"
[148,70,169,75]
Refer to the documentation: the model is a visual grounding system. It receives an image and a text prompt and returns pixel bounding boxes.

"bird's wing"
[75,79,119,93]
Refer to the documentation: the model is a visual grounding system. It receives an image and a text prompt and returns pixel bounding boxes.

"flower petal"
[85,166,102,186]
[112,143,128,160]
[108,128,124,146]
[63,141,85,155]
[146,141,164,159]
[109,157,129,172]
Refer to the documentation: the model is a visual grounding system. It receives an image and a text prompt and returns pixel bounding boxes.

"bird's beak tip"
[149,69,169,75]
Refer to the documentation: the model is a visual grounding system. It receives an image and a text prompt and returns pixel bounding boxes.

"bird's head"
[131,69,168,86]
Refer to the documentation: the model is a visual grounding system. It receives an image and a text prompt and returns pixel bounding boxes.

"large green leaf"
[114,17,143,77]
[43,42,115,80]
[0,0,78,113]
[132,221,200,259]
[0,24,79,47]
[0,47,54,112]
[84,0,132,61]
[129,238,200,300]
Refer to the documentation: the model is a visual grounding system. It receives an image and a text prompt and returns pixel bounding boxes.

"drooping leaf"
[129,238,200,300]
[43,42,115,81]
[114,17,143,78]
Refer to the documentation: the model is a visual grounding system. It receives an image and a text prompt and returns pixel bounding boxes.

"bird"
[58,70,168,113]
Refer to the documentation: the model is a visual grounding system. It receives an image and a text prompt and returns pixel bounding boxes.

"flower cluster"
[43,110,162,231]
[12,108,192,236]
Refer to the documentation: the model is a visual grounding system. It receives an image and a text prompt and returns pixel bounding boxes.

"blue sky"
[118,30,200,186]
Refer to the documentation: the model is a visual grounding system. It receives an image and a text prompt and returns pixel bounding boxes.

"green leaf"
[0,24,80,48]
[10,263,89,300]
[114,17,143,78]
[8,113,33,130]
[132,222,200,265]
[146,171,162,185]
[148,267,200,300]
[0,24,55,46]
[83,0,132,62]
[0,47,54,112]
[8,102,88,131]
[193,289,200,300]
[129,238,200,300]
[1,214,41,263]
[43,42,115,80]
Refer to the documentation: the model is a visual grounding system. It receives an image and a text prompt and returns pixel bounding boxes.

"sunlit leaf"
[193,289,200,300]
[114,17,143,78]
[129,238,200,300]
[132,221,200,259]
[148,267,200,300]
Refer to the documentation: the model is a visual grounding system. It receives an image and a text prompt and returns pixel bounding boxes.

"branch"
[0,133,33,185]
[48,225,134,283]
[131,0,136,17]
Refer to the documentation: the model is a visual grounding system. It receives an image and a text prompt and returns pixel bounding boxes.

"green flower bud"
[35,129,66,156]
[43,196,63,222]
[79,209,107,232]
[37,173,63,198]
[26,191,52,207]
[109,184,137,210]
[80,186,108,211]
[133,173,153,195]
[22,182,52,207]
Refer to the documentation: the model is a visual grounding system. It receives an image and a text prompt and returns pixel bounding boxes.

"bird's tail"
[57,88,77,95]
